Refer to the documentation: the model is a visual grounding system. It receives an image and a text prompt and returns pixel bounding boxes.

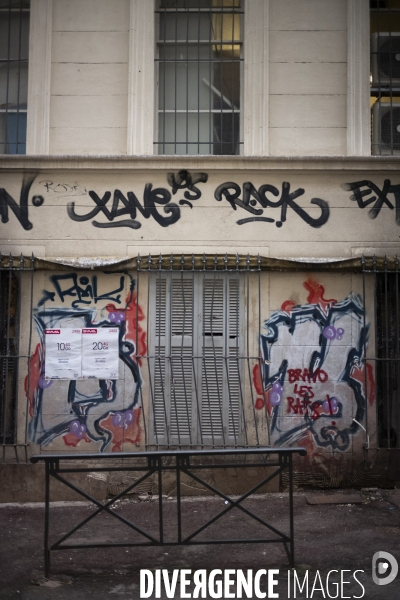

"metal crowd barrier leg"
[44,460,51,578]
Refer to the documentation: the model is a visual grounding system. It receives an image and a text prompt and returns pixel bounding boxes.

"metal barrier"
[31,447,306,577]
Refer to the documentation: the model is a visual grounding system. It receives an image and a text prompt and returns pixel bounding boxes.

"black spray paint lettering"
[214,181,330,228]
[67,170,207,228]
[342,179,400,224]
[167,170,208,208]
[1,172,332,231]
[38,273,125,308]
[67,186,180,229]
[0,173,44,231]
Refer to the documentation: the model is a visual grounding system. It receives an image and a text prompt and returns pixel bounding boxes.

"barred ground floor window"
[375,269,400,447]
[2,254,400,464]
[149,271,245,446]
[0,267,20,447]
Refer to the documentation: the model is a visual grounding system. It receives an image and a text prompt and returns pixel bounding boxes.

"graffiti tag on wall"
[343,179,400,224]
[1,170,330,231]
[25,272,146,452]
[3,174,400,233]
[38,273,126,308]
[215,181,329,227]
[5,172,400,238]
[253,278,375,452]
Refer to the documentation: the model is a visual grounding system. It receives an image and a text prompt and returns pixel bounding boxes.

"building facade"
[1,0,400,500]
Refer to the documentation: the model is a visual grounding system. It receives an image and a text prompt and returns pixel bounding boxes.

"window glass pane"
[159,58,237,112]
[158,112,214,154]
[0,61,28,106]
[0,111,26,153]
[0,12,29,60]
[160,12,212,40]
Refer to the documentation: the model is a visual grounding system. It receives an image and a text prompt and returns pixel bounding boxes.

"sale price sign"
[82,328,119,379]
[45,328,82,380]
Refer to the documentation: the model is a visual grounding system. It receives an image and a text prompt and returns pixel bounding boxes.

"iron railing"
[362,255,400,448]
[0,253,34,462]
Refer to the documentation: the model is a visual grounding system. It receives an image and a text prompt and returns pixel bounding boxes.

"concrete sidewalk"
[1,488,400,600]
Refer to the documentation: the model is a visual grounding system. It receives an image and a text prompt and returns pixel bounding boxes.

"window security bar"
[2,252,400,461]
[362,254,400,448]
[139,253,266,449]
[0,253,34,463]
[155,0,243,156]
[0,0,30,154]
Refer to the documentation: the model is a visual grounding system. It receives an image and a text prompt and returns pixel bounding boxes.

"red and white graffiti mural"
[253,278,375,452]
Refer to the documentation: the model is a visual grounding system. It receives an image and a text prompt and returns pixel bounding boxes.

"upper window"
[155,0,243,156]
[370,0,400,155]
[0,0,29,155]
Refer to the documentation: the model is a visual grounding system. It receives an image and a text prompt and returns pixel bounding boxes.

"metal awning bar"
[3,253,400,273]
[31,447,305,462]
[155,9,244,13]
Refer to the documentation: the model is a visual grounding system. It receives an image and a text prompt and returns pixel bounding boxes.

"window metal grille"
[370,0,400,154]
[139,254,264,449]
[363,256,400,448]
[376,264,400,448]
[0,253,398,463]
[0,268,19,445]
[0,254,34,462]
[0,0,29,154]
[155,0,243,155]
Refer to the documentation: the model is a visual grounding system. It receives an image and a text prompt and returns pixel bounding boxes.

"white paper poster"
[45,328,82,380]
[81,328,119,379]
